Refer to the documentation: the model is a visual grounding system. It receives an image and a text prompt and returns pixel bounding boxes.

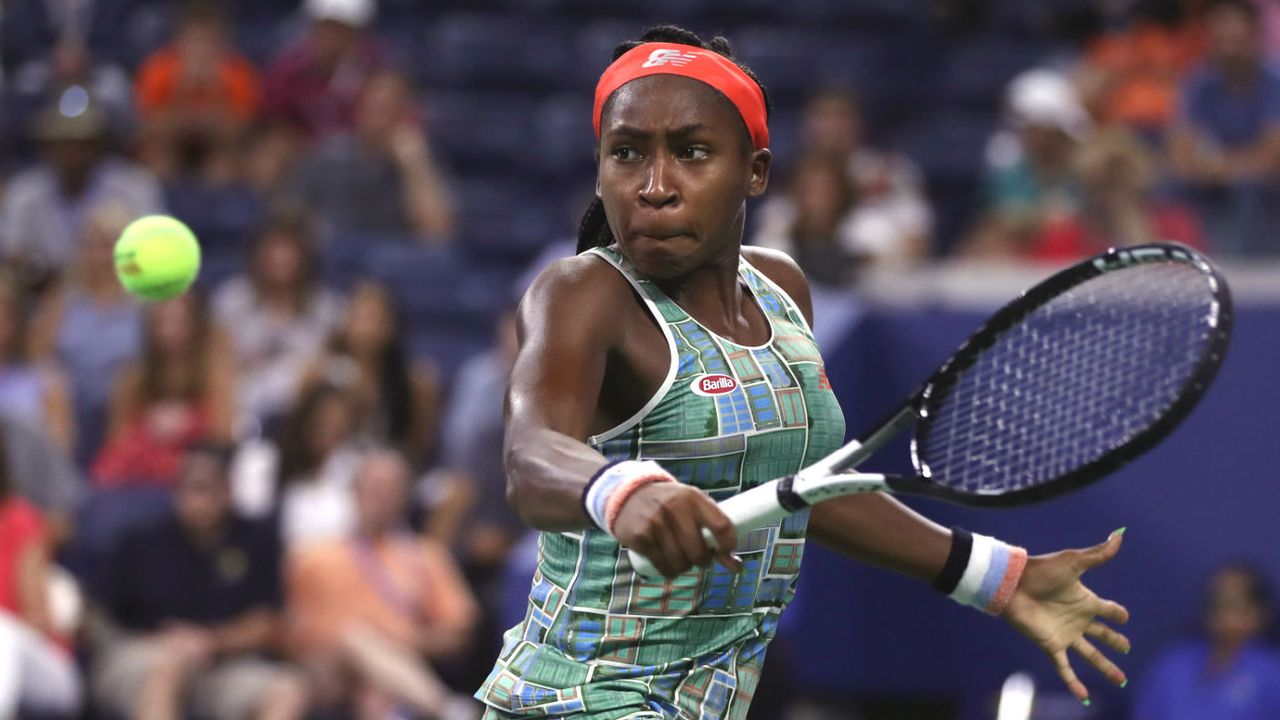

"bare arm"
[502,257,625,530]
[209,608,281,655]
[390,126,457,242]
[504,256,738,575]
[16,540,55,637]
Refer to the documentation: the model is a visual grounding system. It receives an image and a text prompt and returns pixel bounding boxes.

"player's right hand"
[612,482,742,577]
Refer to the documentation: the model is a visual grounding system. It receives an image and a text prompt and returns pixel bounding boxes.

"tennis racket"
[630,243,1232,576]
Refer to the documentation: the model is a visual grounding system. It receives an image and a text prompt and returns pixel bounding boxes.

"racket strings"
[919,262,1219,494]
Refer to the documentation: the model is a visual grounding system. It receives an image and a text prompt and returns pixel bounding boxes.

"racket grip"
[626,478,791,577]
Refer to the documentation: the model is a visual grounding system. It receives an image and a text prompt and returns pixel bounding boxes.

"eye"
[680,145,711,160]
[611,146,640,161]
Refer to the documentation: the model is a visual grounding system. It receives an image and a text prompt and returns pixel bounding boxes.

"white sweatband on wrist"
[581,460,676,536]
[949,532,1028,615]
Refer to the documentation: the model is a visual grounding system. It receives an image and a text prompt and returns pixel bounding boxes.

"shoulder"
[741,246,814,322]
[520,252,637,320]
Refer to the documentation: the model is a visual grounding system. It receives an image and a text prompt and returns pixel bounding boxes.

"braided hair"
[576,25,772,254]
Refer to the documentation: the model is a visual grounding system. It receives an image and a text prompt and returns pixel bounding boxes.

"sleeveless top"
[477,247,845,720]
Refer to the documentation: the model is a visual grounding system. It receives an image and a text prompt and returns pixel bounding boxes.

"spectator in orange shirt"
[134,1,262,180]
[287,448,480,720]
[1079,0,1209,134]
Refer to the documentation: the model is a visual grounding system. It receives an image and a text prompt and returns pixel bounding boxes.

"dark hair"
[329,281,415,457]
[576,25,772,254]
[178,0,228,30]
[248,203,320,314]
[1206,562,1275,612]
[183,440,235,477]
[1207,0,1259,24]
[276,382,352,488]
[138,290,213,404]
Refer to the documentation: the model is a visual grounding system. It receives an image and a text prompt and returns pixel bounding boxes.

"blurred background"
[1,0,1279,719]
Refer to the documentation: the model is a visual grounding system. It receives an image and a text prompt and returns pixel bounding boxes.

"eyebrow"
[604,123,714,138]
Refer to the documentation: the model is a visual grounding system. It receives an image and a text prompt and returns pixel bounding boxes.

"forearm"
[414,623,472,659]
[505,426,609,532]
[807,492,950,583]
[399,159,455,239]
[211,609,279,655]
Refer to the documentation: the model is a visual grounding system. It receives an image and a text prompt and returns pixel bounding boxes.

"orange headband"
[593,42,769,150]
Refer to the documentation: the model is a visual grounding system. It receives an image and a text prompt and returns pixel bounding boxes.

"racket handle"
[627,477,790,577]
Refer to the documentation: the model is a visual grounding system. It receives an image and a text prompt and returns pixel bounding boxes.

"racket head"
[910,243,1232,506]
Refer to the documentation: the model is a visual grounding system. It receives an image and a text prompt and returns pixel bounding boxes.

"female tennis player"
[477,25,1130,720]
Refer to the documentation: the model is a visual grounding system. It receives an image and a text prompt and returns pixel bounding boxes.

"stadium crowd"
[0,0,1278,718]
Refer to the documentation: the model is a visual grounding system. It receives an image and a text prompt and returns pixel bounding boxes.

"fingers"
[1085,621,1131,656]
[1050,649,1089,704]
[1079,528,1126,571]
[693,496,742,572]
[667,501,714,569]
[1072,636,1128,687]
[1096,597,1131,625]
[647,521,693,578]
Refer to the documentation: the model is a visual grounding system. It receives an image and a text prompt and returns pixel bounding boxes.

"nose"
[638,155,678,208]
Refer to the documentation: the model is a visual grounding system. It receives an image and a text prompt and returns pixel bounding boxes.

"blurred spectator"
[303,280,441,469]
[232,382,363,549]
[30,202,142,466]
[1133,562,1280,719]
[793,88,932,257]
[1028,129,1204,261]
[88,443,309,720]
[287,449,480,720]
[134,1,262,182]
[213,207,345,429]
[0,419,84,546]
[752,151,891,286]
[287,70,457,243]
[0,0,135,142]
[264,0,388,140]
[0,435,82,719]
[1168,0,1280,255]
[0,271,76,453]
[1078,0,1208,134]
[437,308,521,566]
[964,68,1092,257]
[0,92,162,281]
[93,292,236,488]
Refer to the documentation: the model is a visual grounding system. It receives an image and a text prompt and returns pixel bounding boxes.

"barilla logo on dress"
[691,374,738,396]
[642,48,700,68]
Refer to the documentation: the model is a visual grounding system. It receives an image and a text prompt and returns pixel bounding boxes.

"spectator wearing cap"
[963,68,1093,257]
[286,449,480,720]
[134,1,263,182]
[286,70,457,243]
[264,0,390,140]
[88,443,310,720]
[0,91,163,281]
[1169,0,1280,256]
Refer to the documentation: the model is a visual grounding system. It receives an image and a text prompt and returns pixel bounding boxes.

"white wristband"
[581,460,675,536]
[949,533,1028,615]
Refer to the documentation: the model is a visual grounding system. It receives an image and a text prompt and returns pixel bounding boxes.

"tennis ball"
[114,215,201,301]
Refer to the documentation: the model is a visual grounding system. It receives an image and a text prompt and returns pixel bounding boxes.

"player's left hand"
[1001,529,1130,705]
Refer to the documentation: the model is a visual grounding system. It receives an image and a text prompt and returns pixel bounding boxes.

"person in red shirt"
[134,1,262,180]
[263,0,388,140]
[0,435,81,717]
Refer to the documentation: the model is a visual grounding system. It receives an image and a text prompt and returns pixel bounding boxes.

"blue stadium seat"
[415,14,573,91]
[530,94,595,181]
[929,34,1043,109]
[425,91,535,170]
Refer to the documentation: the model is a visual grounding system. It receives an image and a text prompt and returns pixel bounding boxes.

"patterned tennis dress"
[477,247,845,720]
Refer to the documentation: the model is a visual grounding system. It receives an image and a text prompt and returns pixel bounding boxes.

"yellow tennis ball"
[114,215,201,301]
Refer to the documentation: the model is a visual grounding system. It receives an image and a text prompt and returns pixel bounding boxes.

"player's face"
[597,75,770,281]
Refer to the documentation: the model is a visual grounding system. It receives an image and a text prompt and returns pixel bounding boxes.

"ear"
[747,148,772,198]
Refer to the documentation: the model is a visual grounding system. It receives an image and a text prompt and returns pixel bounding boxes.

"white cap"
[1006,68,1091,140]
[304,0,375,27]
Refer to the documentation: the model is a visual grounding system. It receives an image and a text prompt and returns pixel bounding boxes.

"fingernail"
[1120,678,1128,689]
[1112,527,1127,537]
[1082,698,1091,707]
